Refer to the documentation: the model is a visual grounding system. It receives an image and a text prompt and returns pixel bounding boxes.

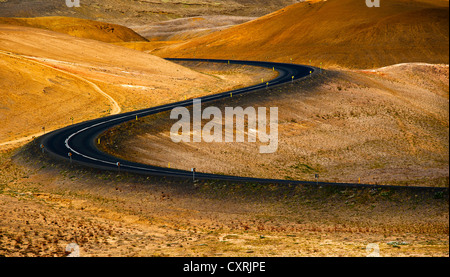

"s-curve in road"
[37,59,446,192]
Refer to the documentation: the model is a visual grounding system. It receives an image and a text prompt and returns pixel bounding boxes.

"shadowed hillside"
[131,15,257,41]
[101,63,449,187]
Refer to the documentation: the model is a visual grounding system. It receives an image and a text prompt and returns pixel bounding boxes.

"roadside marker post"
[68,152,72,164]
[40,144,45,154]
[42,126,45,134]
[116,162,121,173]
[70,117,74,125]
[315,174,319,185]
[292,76,294,83]
[191,168,196,182]
[230,93,232,98]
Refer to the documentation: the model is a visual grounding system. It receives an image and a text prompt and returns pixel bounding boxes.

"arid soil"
[153,0,449,69]
[101,63,449,187]
[129,15,257,41]
[0,16,148,43]
[1,61,447,257]
[0,0,297,26]
[0,0,448,258]
[0,24,274,146]
[0,145,448,257]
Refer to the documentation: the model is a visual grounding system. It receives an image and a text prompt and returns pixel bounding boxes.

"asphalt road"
[38,59,446,191]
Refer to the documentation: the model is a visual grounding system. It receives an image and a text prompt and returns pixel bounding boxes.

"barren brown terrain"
[100,63,449,187]
[1,59,447,257]
[0,144,448,257]
[130,15,257,41]
[0,16,148,43]
[152,0,449,69]
[115,15,259,53]
[0,0,448,259]
[0,24,274,147]
[0,0,297,26]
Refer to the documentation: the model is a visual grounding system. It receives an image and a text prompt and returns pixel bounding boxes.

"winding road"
[37,59,446,191]
[0,50,121,148]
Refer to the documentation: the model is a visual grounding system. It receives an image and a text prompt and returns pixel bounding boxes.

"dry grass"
[0,61,447,257]
[101,63,449,187]
[0,0,448,258]
[1,58,447,257]
[0,142,447,257]
[153,0,449,69]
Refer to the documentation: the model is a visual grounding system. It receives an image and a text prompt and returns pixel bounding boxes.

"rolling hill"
[0,0,299,27]
[0,16,148,43]
[103,63,449,187]
[153,0,449,69]
[131,15,257,41]
[0,24,235,145]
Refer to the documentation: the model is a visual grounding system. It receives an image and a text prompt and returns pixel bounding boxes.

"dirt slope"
[0,24,240,145]
[0,0,299,27]
[1,145,448,257]
[0,16,148,43]
[153,0,449,69]
[0,50,108,145]
[101,63,449,187]
[130,15,257,41]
